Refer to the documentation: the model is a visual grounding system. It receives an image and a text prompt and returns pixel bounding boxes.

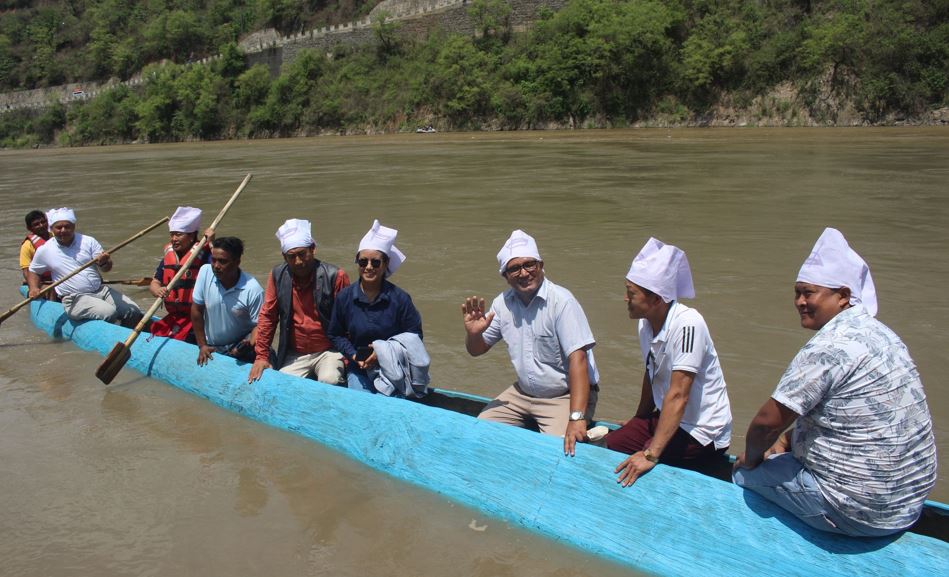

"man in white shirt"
[27,207,143,327]
[733,228,936,537]
[607,238,732,486]
[462,230,599,457]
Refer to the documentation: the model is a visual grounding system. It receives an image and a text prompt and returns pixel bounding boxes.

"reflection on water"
[0,129,946,576]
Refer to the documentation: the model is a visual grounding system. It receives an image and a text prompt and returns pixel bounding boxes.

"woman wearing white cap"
[733,228,936,537]
[607,238,732,487]
[148,206,211,341]
[327,220,423,394]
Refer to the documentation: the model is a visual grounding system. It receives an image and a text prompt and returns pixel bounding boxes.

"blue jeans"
[347,369,376,393]
[732,453,899,537]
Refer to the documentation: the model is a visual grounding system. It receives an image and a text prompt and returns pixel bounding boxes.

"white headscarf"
[496,230,542,275]
[625,237,695,303]
[797,227,877,316]
[276,219,315,253]
[46,207,76,228]
[357,219,405,276]
[168,206,202,233]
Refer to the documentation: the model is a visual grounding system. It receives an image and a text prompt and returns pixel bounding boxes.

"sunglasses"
[357,257,384,269]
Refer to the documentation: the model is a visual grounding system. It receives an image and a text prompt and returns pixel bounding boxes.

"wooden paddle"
[96,173,252,384]
[0,217,170,326]
[102,277,154,287]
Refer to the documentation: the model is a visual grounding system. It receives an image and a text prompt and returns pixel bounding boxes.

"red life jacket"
[160,242,205,316]
[25,233,52,282]
[150,243,205,341]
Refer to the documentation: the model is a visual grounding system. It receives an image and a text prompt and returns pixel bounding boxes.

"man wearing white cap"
[27,207,143,326]
[608,238,732,487]
[462,230,599,457]
[249,219,350,384]
[733,228,936,536]
[148,207,210,341]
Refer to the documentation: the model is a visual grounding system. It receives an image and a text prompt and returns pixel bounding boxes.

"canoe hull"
[25,294,949,577]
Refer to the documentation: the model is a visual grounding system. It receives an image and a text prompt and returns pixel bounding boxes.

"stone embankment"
[0,0,563,113]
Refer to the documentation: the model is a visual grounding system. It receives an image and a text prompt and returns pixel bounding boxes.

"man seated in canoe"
[606,238,732,486]
[462,230,598,457]
[733,228,937,537]
[148,207,210,341]
[26,207,143,327]
[248,219,351,384]
[19,210,53,295]
[191,236,264,365]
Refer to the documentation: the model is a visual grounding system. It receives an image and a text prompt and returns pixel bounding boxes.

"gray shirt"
[773,305,937,530]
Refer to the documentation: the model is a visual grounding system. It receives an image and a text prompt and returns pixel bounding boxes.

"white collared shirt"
[638,301,732,449]
[28,232,104,296]
[483,278,599,398]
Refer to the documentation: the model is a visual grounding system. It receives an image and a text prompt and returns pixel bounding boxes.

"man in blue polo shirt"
[191,236,264,365]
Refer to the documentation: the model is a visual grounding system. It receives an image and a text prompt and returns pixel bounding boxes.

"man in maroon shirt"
[248,219,350,384]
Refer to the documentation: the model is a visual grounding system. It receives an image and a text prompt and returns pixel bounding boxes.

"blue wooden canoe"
[22,291,949,576]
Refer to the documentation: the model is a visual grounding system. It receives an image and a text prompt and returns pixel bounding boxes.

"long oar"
[102,277,153,287]
[96,173,252,384]
[0,217,169,326]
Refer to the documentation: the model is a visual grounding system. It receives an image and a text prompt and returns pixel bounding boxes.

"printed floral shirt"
[773,305,937,530]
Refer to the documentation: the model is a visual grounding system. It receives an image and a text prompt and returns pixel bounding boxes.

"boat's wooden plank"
[25,295,949,577]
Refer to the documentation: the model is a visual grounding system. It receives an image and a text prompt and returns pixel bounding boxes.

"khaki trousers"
[478,383,598,436]
[279,350,345,385]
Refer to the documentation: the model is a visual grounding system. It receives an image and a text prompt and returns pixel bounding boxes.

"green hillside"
[1,0,946,147]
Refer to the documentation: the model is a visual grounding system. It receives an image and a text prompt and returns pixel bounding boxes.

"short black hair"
[25,210,45,227]
[212,236,244,259]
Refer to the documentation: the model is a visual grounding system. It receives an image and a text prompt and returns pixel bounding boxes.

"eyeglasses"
[504,260,540,276]
[357,257,383,269]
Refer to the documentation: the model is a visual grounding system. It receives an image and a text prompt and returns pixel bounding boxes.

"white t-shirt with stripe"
[638,301,732,449]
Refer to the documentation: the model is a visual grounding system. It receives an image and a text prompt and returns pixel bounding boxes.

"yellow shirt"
[19,238,36,270]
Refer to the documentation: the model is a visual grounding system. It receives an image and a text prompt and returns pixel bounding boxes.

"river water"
[0,128,946,576]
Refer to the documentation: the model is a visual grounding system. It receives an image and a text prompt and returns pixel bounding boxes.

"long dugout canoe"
[24,292,949,576]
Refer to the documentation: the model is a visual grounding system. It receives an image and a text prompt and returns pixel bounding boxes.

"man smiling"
[249,219,350,384]
[462,230,599,456]
[733,228,936,536]
[26,207,143,326]
[191,237,264,365]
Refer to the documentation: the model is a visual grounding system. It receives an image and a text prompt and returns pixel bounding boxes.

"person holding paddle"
[248,219,350,384]
[26,207,143,327]
[148,207,210,341]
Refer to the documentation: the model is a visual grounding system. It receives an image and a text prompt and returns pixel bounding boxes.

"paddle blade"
[96,342,131,385]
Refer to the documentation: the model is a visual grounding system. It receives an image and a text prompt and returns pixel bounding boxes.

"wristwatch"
[569,411,585,422]
[643,448,659,463]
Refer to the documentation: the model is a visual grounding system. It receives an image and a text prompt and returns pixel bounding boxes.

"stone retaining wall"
[1,0,564,113]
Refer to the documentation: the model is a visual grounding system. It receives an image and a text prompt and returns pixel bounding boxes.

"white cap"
[497,230,542,275]
[797,227,877,316]
[276,219,315,253]
[358,219,405,276]
[46,207,76,228]
[625,237,695,303]
[168,206,202,233]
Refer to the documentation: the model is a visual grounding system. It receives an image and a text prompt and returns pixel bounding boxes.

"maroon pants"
[605,411,727,470]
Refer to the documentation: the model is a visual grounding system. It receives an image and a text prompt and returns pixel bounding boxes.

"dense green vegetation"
[0,0,372,90]
[1,0,946,147]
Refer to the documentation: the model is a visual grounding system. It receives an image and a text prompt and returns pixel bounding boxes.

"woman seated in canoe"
[327,219,427,397]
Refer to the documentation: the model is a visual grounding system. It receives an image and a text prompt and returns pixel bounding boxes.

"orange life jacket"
[160,243,205,316]
[25,233,52,282]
